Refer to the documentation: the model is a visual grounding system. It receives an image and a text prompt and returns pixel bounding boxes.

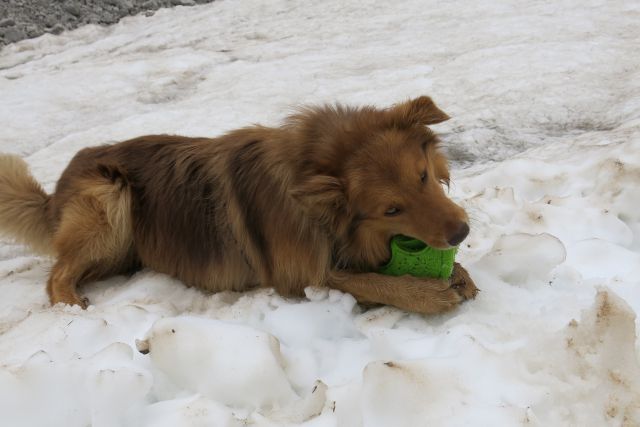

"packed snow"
[1,0,639,426]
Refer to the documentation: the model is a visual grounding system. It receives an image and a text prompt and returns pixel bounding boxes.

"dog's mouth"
[379,234,430,268]
[387,233,459,251]
[389,235,428,252]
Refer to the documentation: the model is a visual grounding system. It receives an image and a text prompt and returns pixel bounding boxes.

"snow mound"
[0,341,151,427]
[140,316,327,422]
[523,289,640,426]
[141,395,242,427]
[476,232,566,284]
[361,289,640,427]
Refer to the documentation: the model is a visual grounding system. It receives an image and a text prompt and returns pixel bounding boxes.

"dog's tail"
[0,155,53,254]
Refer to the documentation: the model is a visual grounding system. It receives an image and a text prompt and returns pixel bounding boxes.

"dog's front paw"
[450,263,479,300]
[395,275,464,315]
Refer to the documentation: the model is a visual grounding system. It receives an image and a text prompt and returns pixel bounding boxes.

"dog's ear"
[390,96,450,127]
[291,175,346,226]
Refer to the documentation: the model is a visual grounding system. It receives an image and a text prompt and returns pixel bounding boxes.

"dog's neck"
[331,218,391,272]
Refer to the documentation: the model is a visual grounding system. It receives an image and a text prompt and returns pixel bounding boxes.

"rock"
[26,25,40,38]
[63,4,82,17]
[0,19,16,27]
[44,16,57,28]
[0,0,215,47]
[3,28,25,43]
[50,24,65,35]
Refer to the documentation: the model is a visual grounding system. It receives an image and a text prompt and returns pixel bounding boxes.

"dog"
[0,96,478,314]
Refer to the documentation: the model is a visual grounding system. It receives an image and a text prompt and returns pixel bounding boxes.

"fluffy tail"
[0,155,53,254]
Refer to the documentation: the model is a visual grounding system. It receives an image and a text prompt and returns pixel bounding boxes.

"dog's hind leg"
[47,259,93,308]
[47,176,134,308]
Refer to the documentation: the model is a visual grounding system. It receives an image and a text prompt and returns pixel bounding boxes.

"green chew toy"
[378,235,457,280]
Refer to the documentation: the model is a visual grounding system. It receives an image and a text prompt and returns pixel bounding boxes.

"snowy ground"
[1,0,640,426]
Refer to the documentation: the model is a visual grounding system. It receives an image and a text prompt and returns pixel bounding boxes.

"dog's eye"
[385,207,402,217]
[420,171,427,183]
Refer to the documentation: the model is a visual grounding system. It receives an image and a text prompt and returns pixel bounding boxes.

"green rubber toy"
[378,235,457,280]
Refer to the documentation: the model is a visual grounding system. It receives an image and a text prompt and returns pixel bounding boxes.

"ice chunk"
[145,316,296,410]
[141,395,243,427]
[476,233,566,284]
[361,358,523,427]
[523,289,640,425]
[566,239,640,280]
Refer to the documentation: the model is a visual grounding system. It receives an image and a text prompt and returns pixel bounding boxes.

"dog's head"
[291,96,469,268]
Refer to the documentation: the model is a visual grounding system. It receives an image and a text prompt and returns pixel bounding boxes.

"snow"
[1,0,639,425]
[141,317,300,410]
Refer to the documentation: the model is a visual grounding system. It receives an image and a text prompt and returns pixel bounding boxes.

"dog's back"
[84,135,262,293]
[0,131,332,307]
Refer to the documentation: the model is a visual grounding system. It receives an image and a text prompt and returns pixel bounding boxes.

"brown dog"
[0,96,477,313]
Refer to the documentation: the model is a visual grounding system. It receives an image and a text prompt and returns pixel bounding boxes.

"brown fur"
[0,156,53,254]
[0,96,478,313]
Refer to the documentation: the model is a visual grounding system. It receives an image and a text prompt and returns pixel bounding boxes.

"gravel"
[0,0,215,48]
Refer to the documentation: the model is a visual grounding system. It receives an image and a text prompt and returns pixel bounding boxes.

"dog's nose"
[447,222,469,246]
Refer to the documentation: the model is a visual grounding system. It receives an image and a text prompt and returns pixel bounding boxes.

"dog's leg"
[329,269,478,315]
[47,259,92,308]
[48,179,133,308]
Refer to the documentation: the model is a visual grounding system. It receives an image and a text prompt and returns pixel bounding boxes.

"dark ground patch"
[0,0,215,49]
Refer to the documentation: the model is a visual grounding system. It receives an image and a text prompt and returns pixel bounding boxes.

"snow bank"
[141,317,294,407]
[0,341,151,427]
[140,315,327,421]
[1,0,639,425]
[476,232,566,283]
[523,290,640,426]
[361,289,640,427]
